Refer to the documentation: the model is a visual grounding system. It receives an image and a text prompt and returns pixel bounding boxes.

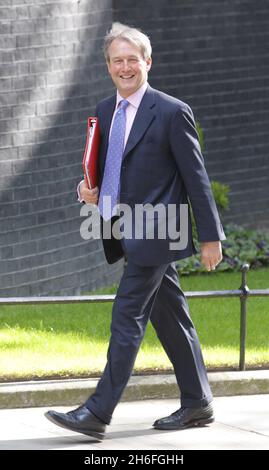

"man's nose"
[121,60,132,71]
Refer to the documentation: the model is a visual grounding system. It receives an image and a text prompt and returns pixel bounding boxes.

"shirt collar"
[116,82,148,109]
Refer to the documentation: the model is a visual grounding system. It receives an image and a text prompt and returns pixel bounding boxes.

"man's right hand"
[80,180,99,205]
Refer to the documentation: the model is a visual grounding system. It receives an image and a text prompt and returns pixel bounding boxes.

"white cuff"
[77,180,85,203]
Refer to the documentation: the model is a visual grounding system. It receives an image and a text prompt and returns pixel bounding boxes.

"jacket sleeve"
[169,103,226,242]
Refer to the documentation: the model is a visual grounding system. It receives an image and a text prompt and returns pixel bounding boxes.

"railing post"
[239,263,250,371]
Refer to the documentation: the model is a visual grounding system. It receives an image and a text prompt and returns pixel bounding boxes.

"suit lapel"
[99,95,116,176]
[99,85,156,175]
[122,85,156,162]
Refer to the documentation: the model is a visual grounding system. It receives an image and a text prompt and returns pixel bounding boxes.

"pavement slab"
[0,394,268,450]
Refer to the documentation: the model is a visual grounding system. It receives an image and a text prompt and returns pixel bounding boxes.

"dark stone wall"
[1,0,268,296]
[114,0,269,228]
[0,0,123,296]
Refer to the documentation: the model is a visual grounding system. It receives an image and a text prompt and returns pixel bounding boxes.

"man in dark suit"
[45,22,225,441]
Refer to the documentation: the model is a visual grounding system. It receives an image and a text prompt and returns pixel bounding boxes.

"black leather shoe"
[153,403,214,430]
[45,405,106,440]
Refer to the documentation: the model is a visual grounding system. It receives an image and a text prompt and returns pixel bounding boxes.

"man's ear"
[146,57,152,72]
[106,59,111,74]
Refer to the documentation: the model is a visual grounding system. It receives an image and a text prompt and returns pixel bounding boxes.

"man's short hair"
[104,22,152,62]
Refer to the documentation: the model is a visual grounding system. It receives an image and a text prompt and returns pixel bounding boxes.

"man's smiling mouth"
[120,75,135,79]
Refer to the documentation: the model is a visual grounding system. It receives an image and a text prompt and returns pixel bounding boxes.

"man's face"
[107,39,152,98]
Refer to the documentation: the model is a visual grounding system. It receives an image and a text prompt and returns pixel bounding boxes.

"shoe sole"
[44,411,105,441]
[154,416,215,431]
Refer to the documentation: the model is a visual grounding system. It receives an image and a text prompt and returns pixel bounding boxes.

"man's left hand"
[200,241,223,271]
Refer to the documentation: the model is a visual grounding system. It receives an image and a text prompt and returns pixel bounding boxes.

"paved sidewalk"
[0,395,268,450]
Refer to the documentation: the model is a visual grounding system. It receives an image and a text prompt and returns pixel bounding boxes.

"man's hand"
[80,180,99,205]
[200,241,222,271]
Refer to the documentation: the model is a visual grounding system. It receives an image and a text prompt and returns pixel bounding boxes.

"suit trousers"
[86,246,213,425]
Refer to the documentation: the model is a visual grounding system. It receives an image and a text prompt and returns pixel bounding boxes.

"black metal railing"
[0,263,268,370]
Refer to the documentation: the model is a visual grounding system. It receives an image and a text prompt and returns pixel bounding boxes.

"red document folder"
[82,117,100,189]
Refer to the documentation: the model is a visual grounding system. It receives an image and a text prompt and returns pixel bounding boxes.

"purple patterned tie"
[98,99,129,220]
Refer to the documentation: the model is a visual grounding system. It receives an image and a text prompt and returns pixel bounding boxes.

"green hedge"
[177,179,269,275]
[177,223,269,275]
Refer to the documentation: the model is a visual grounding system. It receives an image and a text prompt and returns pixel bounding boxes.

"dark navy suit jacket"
[96,84,225,266]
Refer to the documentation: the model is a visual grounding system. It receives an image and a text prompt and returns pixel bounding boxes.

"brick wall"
[114,0,269,228]
[0,0,123,296]
[1,0,269,296]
